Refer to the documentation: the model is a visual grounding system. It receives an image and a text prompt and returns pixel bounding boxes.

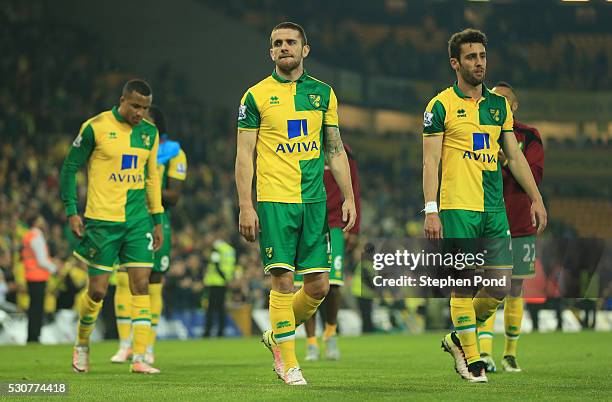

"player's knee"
[306,281,329,300]
[88,288,106,302]
[510,279,523,297]
[130,279,149,295]
[149,271,163,284]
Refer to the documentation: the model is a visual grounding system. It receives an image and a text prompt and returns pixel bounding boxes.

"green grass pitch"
[1,332,610,401]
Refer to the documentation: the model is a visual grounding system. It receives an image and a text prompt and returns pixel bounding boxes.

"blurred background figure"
[22,214,58,343]
[203,229,236,338]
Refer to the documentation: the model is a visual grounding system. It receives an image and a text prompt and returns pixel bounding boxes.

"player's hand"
[69,215,84,238]
[424,213,443,240]
[239,205,259,242]
[341,198,357,233]
[153,224,163,251]
[531,198,547,235]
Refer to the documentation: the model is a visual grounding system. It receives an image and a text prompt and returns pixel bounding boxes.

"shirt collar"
[453,82,490,100]
[271,69,308,83]
[112,106,126,123]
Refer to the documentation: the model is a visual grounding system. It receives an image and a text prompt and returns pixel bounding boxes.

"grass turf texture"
[0,332,610,401]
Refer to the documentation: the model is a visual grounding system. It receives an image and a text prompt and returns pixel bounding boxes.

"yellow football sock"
[323,323,337,341]
[114,271,132,348]
[270,290,298,372]
[307,336,318,347]
[148,283,163,353]
[473,289,503,327]
[76,292,103,346]
[450,294,479,364]
[292,286,324,327]
[478,310,496,356]
[504,295,523,357]
[131,294,151,358]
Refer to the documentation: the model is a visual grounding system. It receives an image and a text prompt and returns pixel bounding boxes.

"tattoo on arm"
[325,126,344,159]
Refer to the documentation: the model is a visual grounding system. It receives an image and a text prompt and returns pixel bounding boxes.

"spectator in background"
[22,214,58,343]
[203,229,236,338]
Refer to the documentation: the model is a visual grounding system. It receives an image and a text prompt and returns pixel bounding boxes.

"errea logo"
[457,109,467,118]
[270,96,280,105]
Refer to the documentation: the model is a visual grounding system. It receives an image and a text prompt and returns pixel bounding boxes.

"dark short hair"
[270,21,308,47]
[148,105,167,134]
[495,81,514,90]
[122,79,152,97]
[448,28,487,60]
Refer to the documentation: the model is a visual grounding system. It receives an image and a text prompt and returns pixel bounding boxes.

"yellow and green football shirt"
[60,106,164,223]
[423,83,514,212]
[238,70,339,203]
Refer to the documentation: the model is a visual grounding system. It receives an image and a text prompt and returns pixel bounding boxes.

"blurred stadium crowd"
[1,1,610,340]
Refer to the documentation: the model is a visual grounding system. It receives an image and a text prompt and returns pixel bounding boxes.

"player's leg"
[111,268,132,363]
[146,215,171,362]
[324,227,345,360]
[502,279,524,372]
[473,212,512,324]
[121,216,158,374]
[146,270,163,363]
[71,219,121,372]
[439,210,485,382]
[258,201,300,382]
[478,309,496,373]
[303,313,319,361]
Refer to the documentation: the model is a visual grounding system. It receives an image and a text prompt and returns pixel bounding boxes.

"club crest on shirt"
[265,247,273,259]
[238,105,247,121]
[489,108,501,122]
[423,111,434,128]
[308,94,321,109]
[141,133,151,148]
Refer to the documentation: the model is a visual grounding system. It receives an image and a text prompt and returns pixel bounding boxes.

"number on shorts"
[333,255,343,273]
[160,256,170,272]
[522,243,535,262]
[146,233,154,251]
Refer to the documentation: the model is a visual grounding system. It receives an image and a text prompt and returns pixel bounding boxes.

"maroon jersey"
[503,121,544,237]
[324,144,361,233]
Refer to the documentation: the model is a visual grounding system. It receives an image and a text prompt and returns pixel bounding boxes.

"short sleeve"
[237,91,260,130]
[423,98,446,136]
[167,149,187,181]
[501,97,514,133]
[323,88,339,127]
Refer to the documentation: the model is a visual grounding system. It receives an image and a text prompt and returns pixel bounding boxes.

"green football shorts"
[511,235,536,279]
[439,209,513,270]
[73,216,154,276]
[295,227,344,286]
[258,201,331,275]
[153,212,172,273]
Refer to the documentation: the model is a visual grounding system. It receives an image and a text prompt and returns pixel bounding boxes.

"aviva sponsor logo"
[464,132,496,163]
[109,173,144,183]
[463,151,497,164]
[275,141,319,154]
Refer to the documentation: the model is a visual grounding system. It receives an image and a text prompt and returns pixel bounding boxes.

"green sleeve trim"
[322,124,338,128]
[152,213,163,224]
[237,92,260,129]
[423,100,446,135]
[60,124,95,217]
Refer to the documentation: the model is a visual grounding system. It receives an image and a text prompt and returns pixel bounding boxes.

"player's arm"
[235,90,261,242]
[59,124,95,238]
[323,88,356,232]
[324,126,356,232]
[146,132,164,251]
[423,136,443,239]
[501,129,547,234]
[235,129,258,242]
[163,150,187,207]
[524,132,544,186]
[422,98,445,239]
